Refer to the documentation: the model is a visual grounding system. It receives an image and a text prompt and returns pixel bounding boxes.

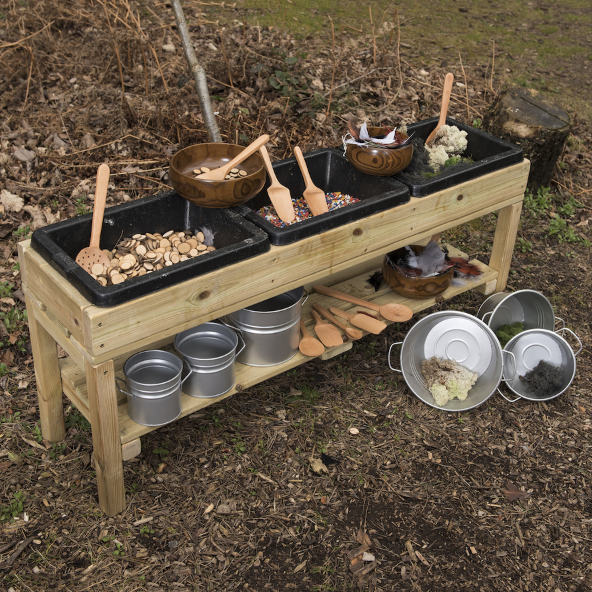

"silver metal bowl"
[389,311,515,412]
[477,290,562,333]
[502,328,581,401]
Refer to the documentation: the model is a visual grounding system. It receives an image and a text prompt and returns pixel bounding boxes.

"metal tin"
[117,350,188,426]
[477,290,562,333]
[388,311,515,412]
[226,287,307,366]
[175,322,245,398]
[502,328,581,401]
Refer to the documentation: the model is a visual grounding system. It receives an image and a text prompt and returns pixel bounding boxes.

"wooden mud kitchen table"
[19,159,529,517]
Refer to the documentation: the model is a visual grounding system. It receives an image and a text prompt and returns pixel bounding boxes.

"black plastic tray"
[31,191,270,307]
[395,117,523,197]
[236,148,410,246]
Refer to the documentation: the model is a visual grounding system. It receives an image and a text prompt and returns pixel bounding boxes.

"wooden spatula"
[313,303,362,340]
[329,306,387,335]
[425,73,454,146]
[299,317,325,357]
[313,284,413,322]
[197,134,270,180]
[260,145,295,223]
[294,146,328,216]
[311,310,343,347]
[75,164,111,274]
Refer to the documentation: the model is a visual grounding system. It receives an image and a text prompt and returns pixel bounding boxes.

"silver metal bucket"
[226,287,308,367]
[502,327,581,402]
[116,350,189,427]
[388,311,516,412]
[477,290,563,333]
[174,321,245,398]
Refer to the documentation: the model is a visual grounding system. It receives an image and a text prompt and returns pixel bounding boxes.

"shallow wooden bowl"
[169,143,266,208]
[346,127,413,176]
[383,244,454,300]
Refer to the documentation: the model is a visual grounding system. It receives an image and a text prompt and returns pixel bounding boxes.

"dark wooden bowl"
[383,244,454,300]
[169,143,266,208]
[346,127,413,176]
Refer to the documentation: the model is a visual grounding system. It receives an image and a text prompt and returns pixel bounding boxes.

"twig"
[325,15,337,119]
[322,67,389,97]
[395,8,402,85]
[0,537,35,571]
[369,6,376,65]
[458,53,470,121]
[138,40,149,96]
[21,45,34,114]
[0,21,54,49]
[217,26,234,88]
[490,39,495,93]
[101,0,125,98]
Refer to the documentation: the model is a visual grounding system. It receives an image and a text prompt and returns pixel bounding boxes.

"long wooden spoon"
[313,284,413,323]
[197,134,270,180]
[311,310,343,347]
[313,303,362,340]
[75,163,111,274]
[425,72,454,146]
[260,145,295,223]
[330,306,387,335]
[299,317,325,356]
[294,146,328,216]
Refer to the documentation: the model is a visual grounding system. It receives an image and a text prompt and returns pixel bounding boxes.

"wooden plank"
[85,359,126,516]
[489,202,523,292]
[23,291,86,370]
[25,295,66,443]
[83,160,529,360]
[21,244,90,342]
[17,240,29,287]
[122,438,141,461]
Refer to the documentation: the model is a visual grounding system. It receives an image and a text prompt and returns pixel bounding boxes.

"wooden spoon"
[311,310,343,347]
[197,134,270,180]
[75,163,112,274]
[299,317,325,357]
[260,145,295,223]
[313,303,362,340]
[329,307,387,335]
[425,73,454,146]
[293,146,328,216]
[313,284,413,323]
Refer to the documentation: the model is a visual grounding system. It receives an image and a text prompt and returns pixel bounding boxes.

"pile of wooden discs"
[86,230,216,286]
[193,165,248,180]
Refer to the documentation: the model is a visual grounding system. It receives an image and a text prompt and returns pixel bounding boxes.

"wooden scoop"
[299,317,325,357]
[311,310,343,347]
[75,164,111,274]
[313,303,362,340]
[425,72,454,146]
[260,145,295,223]
[294,146,328,216]
[198,134,270,180]
[313,284,413,323]
[330,306,386,335]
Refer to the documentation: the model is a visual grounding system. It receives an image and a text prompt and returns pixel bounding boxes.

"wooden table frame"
[19,160,529,516]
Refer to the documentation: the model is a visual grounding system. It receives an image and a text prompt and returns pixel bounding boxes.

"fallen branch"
[0,537,35,571]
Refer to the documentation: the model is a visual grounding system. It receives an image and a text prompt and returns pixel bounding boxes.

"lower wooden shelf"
[59,245,498,446]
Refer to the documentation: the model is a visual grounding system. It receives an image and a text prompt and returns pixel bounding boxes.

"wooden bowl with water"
[383,244,454,300]
[169,143,266,208]
[346,127,413,176]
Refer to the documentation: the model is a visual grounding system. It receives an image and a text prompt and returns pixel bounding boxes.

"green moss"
[495,322,524,348]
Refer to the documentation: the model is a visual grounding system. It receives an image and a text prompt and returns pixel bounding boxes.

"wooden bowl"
[169,143,266,208]
[383,244,454,300]
[346,127,413,176]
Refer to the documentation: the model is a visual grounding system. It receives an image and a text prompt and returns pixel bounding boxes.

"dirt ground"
[1,1,591,591]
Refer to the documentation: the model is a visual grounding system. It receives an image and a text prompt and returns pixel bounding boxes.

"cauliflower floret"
[426,145,449,168]
[430,383,450,407]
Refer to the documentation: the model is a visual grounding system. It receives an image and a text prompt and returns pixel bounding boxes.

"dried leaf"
[18,380,29,390]
[349,427,360,435]
[13,146,36,163]
[21,437,46,451]
[309,457,328,474]
[216,503,231,515]
[503,481,532,502]
[0,222,14,239]
[0,350,14,366]
[0,189,24,213]
[293,560,307,573]
[204,503,214,514]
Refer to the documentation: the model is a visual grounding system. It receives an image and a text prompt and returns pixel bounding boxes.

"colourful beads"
[256,192,360,228]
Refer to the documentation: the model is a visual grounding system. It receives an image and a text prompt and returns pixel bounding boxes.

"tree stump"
[482,88,571,192]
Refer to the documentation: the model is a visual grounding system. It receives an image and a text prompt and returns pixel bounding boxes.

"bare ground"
[0,2,591,591]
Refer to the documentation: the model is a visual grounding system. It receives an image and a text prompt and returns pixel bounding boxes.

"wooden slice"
[196,231,205,243]
[178,243,190,254]
[112,274,126,285]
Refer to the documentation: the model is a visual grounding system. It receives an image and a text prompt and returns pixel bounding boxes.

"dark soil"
[1,1,591,592]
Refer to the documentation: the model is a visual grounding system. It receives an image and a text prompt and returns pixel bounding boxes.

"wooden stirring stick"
[425,73,454,146]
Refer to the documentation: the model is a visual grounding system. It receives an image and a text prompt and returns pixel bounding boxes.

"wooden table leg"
[489,201,523,293]
[86,359,126,516]
[25,295,66,443]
